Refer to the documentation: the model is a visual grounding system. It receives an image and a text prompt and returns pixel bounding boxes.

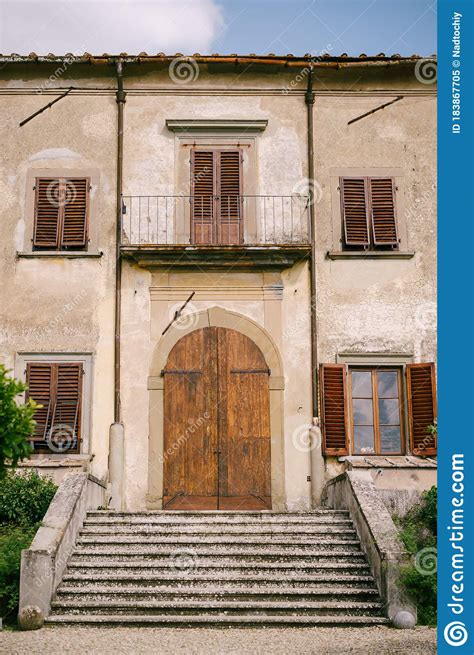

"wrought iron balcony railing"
[121,195,310,247]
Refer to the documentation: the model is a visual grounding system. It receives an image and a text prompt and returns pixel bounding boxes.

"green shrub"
[395,486,437,626]
[0,365,36,476]
[0,470,57,623]
[0,525,37,617]
[0,469,57,527]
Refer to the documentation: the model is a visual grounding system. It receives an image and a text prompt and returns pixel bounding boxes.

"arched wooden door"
[163,327,271,510]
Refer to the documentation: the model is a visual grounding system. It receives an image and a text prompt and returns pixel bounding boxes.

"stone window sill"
[339,455,437,468]
[16,251,103,259]
[326,250,415,260]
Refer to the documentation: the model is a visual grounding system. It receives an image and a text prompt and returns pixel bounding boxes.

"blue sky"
[0,0,436,56]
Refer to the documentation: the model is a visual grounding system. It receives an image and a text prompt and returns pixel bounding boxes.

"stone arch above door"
[147,306,286,511]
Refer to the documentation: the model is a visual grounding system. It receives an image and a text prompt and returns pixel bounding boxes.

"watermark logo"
[171,548,197,574]
[292,424,319,453]
[414,59,437,84]
[292,177,323,206]
[415,546,437,575]
[168,301,199,331]
[169,57,200,85]
[444,621,468,647]
[46,423,77,453]
[46,179,77,208]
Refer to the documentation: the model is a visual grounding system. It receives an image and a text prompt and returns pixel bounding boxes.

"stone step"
[50,598,384,617]
[55,584,380,601]
[83,512,350,526]
[80,524,355,536]
[76,534,358,546]
[45,613,390,627]
[70,547,365,560]
[60,572,375,585]
[66,560,371,574]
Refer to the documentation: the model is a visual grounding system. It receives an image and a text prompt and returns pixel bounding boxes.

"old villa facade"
[1,52,437,514]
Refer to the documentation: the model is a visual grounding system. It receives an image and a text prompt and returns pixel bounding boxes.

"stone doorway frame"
[147,306,285,510]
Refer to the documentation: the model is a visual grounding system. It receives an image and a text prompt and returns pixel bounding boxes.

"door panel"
[163,328,218,509]
[163,327,271,510]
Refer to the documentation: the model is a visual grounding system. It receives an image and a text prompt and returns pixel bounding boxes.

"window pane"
[353,426,375,454]
[378,399,400,425]
[351,371,372,398]
[377,371,399,398]
[380,426,401,453]
[353,398,374,425]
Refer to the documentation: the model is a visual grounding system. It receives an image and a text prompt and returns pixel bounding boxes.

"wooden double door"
[163,327,271,510]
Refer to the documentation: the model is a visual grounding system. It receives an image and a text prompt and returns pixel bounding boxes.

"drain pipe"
[109,59,126,511]
[114,59,125,422]
[305,65,319,418]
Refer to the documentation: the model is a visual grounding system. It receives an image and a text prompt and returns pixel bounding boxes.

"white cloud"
[0,0,225,54]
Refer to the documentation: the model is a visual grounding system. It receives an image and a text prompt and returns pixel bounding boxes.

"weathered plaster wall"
[0,62,436,509]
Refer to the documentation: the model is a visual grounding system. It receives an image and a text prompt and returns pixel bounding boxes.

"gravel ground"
[0,626,437,655]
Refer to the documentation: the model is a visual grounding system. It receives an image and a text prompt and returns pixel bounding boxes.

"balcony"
[120,195,311,268]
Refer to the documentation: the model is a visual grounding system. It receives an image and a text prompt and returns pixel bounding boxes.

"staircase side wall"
[19,472,106,626]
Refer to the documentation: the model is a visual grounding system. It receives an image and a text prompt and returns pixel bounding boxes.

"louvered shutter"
[33,178,61,248]
[320,364,349,455]
[61,178,89,248]
[341,177,370,247]
[369,178,398,246]
[26,363,53,440]
[50,363,83,445]
[406,363,437,456]
[191,150,215,244]
[218,150,242,245]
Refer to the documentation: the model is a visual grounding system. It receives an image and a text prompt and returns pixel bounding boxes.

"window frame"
[329,167,409,256]
[347,365,406,456]
[20,168,101,256]
[15,352,93,456]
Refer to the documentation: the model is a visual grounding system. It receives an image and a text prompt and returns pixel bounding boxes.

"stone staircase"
[46,510,389,626]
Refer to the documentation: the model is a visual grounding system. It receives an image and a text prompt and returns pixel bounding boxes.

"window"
[350,368,403,455]
[319,362,437,457]
[340,176,399,250]
[191,149,242,245]
[33,177,89,251]
[25,362,83,454]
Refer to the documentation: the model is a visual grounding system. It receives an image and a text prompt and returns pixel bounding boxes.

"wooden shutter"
[218,150,242,245]
[50,363,83,444]
[61,178,89,248]
[33,177,88,250]
[369,178,398,246]
[26,363,53,440]
[26,362,83,450]
[320,363,349,455]
[340,177,370,247]
[191,150,215,244]
[33,178,61,248]
[406,363,437,456]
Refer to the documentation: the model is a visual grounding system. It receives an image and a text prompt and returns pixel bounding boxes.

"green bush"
[0,470,57,624]
[395,486,437,626]
[0,469,57,527]
[0,365,36,476]
[0,525,37,616]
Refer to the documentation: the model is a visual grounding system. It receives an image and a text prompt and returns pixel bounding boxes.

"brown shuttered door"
[33,178,61,248]
[406,363,437,456]
[61,178,89,248]
[191,150,215,244]
[163,327,271,510]
[26,362,83,452]
[218,150,242,245]
[33,177,89,250]
[369,178,398,246]
[320,363,349,455]
[340,177,370,247]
